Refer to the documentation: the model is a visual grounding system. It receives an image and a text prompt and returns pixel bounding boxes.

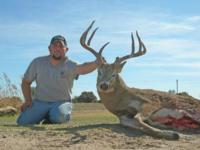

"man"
[17,35,102,125]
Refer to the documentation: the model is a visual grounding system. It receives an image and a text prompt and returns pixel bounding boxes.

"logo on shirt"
[60,71,66,78]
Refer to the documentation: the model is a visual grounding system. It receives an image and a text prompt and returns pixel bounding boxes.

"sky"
[0,0,200,99]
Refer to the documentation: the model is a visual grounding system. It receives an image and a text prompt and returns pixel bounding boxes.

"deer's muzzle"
[99,82,109,91]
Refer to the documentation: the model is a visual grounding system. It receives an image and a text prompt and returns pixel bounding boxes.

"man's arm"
[22,79,32,101]
[21,79,32,111]
[75,60,98,75]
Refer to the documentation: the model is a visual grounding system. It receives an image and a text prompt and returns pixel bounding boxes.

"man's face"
[49,41,68,60]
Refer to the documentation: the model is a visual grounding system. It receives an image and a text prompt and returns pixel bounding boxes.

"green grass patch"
[0,115,17,124]
[73,103,107,111]
[0,103,118,130]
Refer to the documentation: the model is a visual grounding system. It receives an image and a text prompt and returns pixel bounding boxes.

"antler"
[115,31,146,64]
[80,21,109,61]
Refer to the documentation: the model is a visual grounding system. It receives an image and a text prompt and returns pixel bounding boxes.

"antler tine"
[116,31,146,63]
[80,21,95,44]
[131,32,135,55]
[80,21,99,58]
[136,31,146,55]
[87,27,99,46]
[80,21,110,62]
[99,42,110,55]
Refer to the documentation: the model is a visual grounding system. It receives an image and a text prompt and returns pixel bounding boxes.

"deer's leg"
[134,113,179,140]
[146,119,170,129]
[119,115,141,130]
[119,114,179,140]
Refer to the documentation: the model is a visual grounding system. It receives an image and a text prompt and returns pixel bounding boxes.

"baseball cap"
[50,35,67,47]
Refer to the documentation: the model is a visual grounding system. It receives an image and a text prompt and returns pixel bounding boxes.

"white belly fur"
[150,108,184,120]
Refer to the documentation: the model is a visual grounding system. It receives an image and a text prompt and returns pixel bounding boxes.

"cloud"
[107,14,196,35]
[158,22,194,32]
[154,71,200,77]
[146,38,200,59]
[132,62,200,69]
[186,16,200,22]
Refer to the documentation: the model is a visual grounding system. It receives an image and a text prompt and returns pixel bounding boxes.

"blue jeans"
[17,100,72,125]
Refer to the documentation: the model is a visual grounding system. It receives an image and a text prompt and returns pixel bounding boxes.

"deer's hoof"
[171,132,180,140]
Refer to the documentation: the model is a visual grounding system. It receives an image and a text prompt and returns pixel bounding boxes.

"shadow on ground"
[54,123,145,137]
[1,124,46,131]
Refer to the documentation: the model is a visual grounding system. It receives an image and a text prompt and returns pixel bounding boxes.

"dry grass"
[0,97,22,110]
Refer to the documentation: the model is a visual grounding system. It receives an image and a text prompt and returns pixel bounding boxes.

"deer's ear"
[117,61,127,73]
[121,61,127,68]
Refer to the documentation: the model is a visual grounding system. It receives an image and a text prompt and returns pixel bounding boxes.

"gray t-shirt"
[24,55,78,102]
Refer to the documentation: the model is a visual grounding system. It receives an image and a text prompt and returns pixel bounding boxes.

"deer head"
[80,21,146,93]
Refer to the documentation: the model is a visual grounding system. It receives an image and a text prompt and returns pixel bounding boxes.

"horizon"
[0,0,200,99]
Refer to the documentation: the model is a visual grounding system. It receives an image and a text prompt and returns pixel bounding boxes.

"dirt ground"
[0,124,200,150]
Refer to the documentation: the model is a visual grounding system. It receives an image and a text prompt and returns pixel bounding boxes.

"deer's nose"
[100,83,109,91]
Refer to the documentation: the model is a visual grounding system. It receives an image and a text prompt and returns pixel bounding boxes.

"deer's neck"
[98,74,129,114]
[115,75,128,92]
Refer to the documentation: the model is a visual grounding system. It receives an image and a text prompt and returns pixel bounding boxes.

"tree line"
[31,87,99,103]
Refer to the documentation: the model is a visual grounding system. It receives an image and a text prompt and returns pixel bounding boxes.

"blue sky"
[0,0,200,99]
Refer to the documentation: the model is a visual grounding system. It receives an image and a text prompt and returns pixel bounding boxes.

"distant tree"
[168,89,176,94]
[177,91,190,97]
[74,91,98,103]
[72,96,79,103]
[98,99,102,103]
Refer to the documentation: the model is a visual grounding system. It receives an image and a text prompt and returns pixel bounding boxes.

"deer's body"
[97,73,200,140]
[98,74,200,122]
[80,21,200,140]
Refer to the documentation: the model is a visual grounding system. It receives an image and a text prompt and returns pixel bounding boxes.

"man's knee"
[17,115,34,125]
[17,100,49,125]
[17,112,44,125]
[49,113,71,124]
[17,116,24,125]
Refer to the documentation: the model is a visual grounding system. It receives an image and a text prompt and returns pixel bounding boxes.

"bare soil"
[0,124,200,150]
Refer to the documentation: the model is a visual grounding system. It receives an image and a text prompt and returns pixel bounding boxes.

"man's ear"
[65,47,69,52]
[48,46,53,55]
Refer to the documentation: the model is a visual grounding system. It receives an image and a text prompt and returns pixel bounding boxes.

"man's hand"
[20,100,32,112]
[21,79,32,112]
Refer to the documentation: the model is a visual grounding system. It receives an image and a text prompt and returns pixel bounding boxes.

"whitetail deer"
[80,21,200,140]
